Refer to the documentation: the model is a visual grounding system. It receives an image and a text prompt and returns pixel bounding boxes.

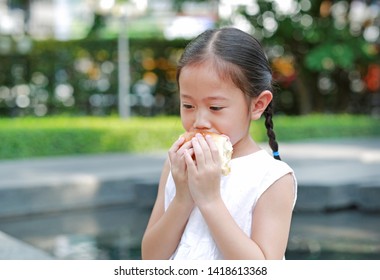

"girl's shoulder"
[230,149,295,179]
[229,149,297,206]
[232,148,285,165]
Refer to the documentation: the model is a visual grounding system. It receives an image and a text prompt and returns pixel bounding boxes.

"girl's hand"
[184,133,222,207]
[168,136,194,206]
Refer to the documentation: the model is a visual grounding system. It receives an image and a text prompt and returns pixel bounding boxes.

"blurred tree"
[87,13,107,39]
[238,0,379,114]
[86,0,127,39]
[3,0,378,116]
[7,0,30,35]
[7,0,29,10]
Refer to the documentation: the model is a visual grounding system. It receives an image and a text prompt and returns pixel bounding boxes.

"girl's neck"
[231,135,261,159]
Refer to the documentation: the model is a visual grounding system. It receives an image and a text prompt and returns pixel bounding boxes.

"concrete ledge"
[0,138,379,219]
[0,231,53,260]
[294,183,380,212]
[134,180,159,208]
[356,184,380,212]
[1,169,379,218]
[0,177,159,219]
[295,184,357,212]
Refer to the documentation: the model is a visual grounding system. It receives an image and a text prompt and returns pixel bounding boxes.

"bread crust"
[181,130,223,142]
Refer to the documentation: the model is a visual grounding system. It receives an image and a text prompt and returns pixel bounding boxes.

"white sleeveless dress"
[164,149,297,260]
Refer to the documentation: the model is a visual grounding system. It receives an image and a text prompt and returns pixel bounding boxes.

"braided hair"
[176,27,281,160]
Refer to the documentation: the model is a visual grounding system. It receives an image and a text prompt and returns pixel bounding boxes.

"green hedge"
[0,116,183,159]
[0,115,379,160]
[274,114,380,141]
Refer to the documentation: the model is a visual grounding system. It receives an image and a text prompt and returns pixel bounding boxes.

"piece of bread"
[181,131,233,176]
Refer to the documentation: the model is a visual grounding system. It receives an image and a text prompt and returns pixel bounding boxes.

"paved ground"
[0,137,379,259]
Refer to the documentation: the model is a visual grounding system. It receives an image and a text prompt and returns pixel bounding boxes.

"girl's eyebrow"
[180,94,193,100]
[205,96,228,101]
[180,94,228,101]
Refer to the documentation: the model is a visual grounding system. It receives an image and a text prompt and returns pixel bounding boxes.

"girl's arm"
[199,173,295,259]
[141,133,194,259]
[141,137,195,260]
[141,159,193,259]
[141,161,193,260]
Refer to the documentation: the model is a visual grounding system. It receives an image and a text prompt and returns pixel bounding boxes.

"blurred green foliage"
[274,114,380,141]
[0,115,379,160]
[0,37,188,117]
[239,0,380,115]
[0,116,183,159]
[1,0,379,118]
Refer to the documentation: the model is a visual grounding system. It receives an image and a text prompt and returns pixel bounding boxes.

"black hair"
[176,27,281,160]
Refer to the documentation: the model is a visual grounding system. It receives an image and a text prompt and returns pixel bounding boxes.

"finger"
[196,133,213,162]
[178,139,193,155]
[184,149,197,173]
[169,136,185,155]
[168,136,187,166]
[191,135,205,165]
[187,148,195,160]
[205,134,221,166]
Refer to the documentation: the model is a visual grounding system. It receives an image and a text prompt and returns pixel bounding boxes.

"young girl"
[141,27,297,260]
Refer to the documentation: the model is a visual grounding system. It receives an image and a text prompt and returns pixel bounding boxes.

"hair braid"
[263,102,281,160]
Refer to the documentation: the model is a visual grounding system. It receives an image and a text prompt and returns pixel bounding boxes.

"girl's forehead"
[180,58,244,85]
[179,73,246,104]
[180,61,234,84]
[180,67,233,90]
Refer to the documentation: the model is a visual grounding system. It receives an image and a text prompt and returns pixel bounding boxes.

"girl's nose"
[193,110,211,130]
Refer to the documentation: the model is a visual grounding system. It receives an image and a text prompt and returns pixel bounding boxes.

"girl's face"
[179,61,255,157]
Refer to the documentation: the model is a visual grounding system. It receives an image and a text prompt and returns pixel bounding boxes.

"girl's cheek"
[181,118,192,131]
[181,112,195,129]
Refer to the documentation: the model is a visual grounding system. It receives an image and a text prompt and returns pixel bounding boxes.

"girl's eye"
[182,104,194,109]
[210,106,224,111]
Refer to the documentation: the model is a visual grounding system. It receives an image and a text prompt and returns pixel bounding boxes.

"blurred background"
[0,0,379,260]
[0,0,379,117]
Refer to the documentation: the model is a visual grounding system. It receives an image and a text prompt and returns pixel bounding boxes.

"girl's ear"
[250,90,273,120]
